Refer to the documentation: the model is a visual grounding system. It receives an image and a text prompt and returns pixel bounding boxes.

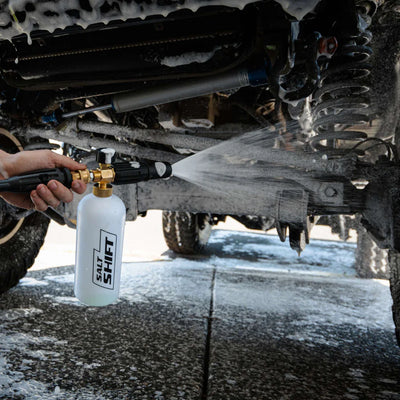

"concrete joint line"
[200,266,217,400]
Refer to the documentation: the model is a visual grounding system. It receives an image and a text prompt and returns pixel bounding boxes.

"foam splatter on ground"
[0,230,399,399]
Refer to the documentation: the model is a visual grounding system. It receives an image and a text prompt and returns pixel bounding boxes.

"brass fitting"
[71,166,115,184]
[96,164,115,183]
[93,182,113,197]
[92,163,115,198]
[71,164,116,198]
[71,169,91,184]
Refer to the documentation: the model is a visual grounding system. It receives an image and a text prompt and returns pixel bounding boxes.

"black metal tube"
[111,68,251,113]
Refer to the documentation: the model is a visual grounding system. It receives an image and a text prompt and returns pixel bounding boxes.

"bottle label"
[92,229,117,290]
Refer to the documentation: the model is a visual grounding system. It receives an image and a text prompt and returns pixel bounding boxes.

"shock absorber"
[310,8,373,157]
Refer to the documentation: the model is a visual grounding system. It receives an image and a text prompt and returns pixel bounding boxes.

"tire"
[162,211,212,255]
[389,250,400,346]
[0,126,50,294]
[355,225,389,279]
[0,210,49,294]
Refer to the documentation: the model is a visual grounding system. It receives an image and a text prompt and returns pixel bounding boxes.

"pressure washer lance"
[0,148,172,306]
[0,156,173,193]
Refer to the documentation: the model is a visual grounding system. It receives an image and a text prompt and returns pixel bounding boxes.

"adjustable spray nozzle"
[0,148,173,193]
[77,148,173,197]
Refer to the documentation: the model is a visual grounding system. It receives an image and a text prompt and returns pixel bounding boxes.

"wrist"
[0,150,14,180]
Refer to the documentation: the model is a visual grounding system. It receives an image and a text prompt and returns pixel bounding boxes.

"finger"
[10,150,87,177]
[71,180,87,195]
[36,184,61,208]
[30,190,49,211]
[50,152,87,170]
[47,180,73,203]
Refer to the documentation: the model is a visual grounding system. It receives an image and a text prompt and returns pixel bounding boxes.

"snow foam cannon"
[0,150,173,193]
[73,148,172,307]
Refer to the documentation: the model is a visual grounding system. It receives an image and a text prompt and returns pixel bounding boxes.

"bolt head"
[324,187,337,197]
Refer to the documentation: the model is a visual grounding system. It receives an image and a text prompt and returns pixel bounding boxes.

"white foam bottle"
[74,149,126,306]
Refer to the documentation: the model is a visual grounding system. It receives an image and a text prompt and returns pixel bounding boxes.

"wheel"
[355,225,389,279]
[162,211,212,255]
[389,250,400,346]
[0,210,49,293]
[0,127,50,294]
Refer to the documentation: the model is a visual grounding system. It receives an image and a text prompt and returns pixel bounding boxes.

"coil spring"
[310,17,373,157]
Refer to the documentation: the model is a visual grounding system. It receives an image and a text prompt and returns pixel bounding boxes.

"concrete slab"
[0,260,214,399]
[1,226,399,399]
[207,233,400,400]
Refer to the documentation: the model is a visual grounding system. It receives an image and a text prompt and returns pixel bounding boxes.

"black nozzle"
[113,161,172,185]
[149,161,173,179]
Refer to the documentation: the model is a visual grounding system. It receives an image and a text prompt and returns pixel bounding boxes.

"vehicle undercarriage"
[1,0,400,344]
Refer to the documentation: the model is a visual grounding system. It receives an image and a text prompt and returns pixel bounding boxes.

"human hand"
[0,149,87,210]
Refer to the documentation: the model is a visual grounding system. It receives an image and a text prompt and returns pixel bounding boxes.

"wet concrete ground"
[1,228,400,399]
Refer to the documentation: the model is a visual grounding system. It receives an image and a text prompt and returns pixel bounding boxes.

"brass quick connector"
[71,169,91,184]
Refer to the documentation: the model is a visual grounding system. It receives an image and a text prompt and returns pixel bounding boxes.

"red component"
[318,36,338,58]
